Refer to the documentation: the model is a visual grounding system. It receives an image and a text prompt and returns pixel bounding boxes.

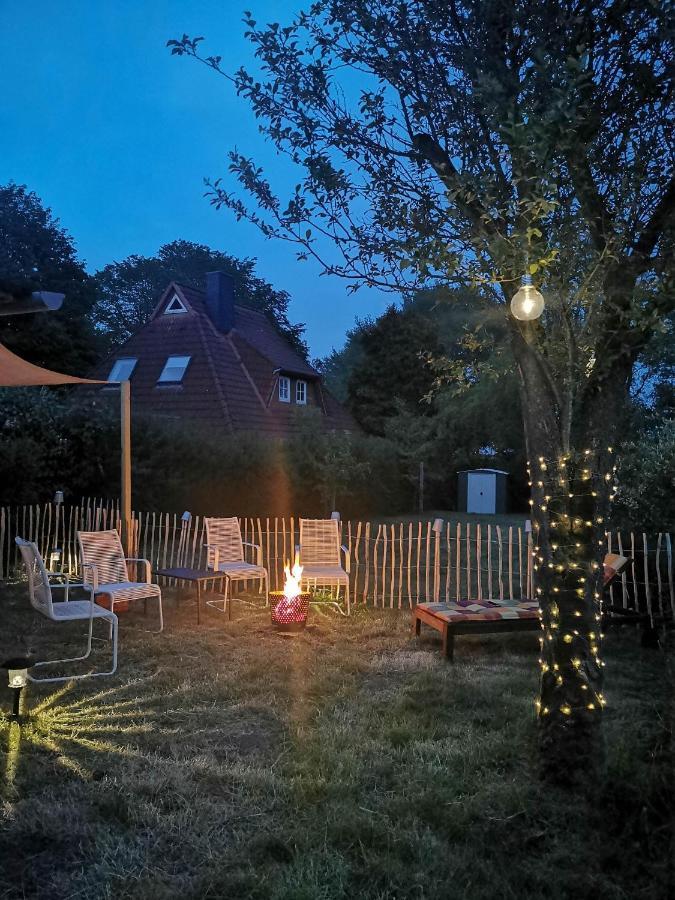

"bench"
[413,600,540,661]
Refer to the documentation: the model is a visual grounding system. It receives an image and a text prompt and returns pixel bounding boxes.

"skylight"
[158,356,191,383]
[108,358,137,382]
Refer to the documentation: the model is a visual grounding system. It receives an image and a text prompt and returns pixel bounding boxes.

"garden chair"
[15,537,118,682]
[77,529,163,632]
[298,518,351,615]
[204,517,269,613]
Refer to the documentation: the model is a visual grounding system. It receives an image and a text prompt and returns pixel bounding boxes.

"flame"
[283,552,303,601]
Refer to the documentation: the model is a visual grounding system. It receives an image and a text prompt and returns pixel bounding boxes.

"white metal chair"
[77,529,163,632]
[204,517,269,612]
[15,537,118,682]
[299,518,351,615]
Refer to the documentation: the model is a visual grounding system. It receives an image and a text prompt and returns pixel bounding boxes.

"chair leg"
[29,616,118,682]
[156,592,164,633]
[345,582,350,616]
[31,614,95,671]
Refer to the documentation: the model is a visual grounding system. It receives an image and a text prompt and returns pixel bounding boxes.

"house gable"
[92,275,356,435]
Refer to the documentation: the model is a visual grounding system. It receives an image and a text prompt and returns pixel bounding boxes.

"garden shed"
[457,469,508,515]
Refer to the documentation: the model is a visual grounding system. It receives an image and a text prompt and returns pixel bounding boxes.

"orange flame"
[283,552,303,600]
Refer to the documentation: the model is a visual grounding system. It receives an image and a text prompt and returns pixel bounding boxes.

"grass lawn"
[0,583,672,899]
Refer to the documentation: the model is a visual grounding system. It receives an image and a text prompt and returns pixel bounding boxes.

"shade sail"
[0,342,107,386]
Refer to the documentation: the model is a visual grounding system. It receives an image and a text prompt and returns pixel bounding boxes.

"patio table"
[152,567,227,624]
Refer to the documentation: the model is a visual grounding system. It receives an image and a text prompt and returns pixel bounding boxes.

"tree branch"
[412,133,502,237]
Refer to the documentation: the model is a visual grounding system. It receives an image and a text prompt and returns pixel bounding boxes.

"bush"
[0,391,407,517]
[614,420,675,532]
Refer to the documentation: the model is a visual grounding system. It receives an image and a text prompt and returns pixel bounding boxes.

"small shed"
[457,469,508,515]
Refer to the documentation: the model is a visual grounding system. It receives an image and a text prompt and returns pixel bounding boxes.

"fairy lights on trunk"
[529,447,618,732]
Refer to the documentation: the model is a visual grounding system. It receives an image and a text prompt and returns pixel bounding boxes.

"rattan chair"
[15,537,118,682]
[77,529,163,632]
[298,518,350,615]
[204,517,269,611]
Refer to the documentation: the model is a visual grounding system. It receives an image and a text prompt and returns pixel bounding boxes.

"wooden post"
[120,380,132,555]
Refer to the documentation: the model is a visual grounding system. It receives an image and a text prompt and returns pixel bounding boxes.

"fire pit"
[271,554,310,633]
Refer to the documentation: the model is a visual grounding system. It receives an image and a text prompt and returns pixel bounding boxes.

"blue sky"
[1,1,392,358]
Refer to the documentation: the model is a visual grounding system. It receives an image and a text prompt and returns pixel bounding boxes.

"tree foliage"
[346,303,443,434]
[319,289,528,506]
[93,239,308,356]
[0,182,99,374]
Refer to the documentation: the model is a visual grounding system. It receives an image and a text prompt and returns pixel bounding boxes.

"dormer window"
[108,358,137,382]
[278,375,290,403]
[158,355,191,384]
[164,294,187,315]
[296,380,307,405]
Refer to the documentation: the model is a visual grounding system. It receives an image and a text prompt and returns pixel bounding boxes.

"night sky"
[1,1,391,357]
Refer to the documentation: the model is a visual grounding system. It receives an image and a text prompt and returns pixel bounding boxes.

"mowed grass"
[0,583,672,900]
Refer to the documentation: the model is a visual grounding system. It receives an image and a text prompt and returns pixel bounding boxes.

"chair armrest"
[341,545,351,574]
[126,557,152,583]
[204,543,219,571]
[242,541,263,566]
[82,562,99,590]
[50,574,91,603]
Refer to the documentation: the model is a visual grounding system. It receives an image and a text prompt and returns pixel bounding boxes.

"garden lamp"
[510,275,545,321]
[2,656,33,720]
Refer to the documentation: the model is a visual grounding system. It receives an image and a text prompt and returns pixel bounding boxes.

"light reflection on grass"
[1,680,155,791]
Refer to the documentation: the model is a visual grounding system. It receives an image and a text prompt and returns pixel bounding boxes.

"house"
[92,272,354,435]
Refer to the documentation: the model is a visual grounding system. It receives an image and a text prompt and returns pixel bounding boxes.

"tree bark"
[510,320,618,787]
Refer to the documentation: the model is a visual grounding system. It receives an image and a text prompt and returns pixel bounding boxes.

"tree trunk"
[511,323,616,786]
[532,451,610,786]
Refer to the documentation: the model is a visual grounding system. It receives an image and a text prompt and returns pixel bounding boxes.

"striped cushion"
[78,530,128,584]
[96,582,161,603]
[205,518,245,568]
[420,600,540,624]
[215,562,266,580]
[301,565,349,582]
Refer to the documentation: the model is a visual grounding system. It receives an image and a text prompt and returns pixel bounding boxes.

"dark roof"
[177,284,318,378]
[92,281,354,436]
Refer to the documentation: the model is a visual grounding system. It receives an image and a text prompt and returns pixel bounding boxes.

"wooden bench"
[413,600,540,661]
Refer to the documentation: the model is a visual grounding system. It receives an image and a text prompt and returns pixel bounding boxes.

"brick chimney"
[205,271,235,332]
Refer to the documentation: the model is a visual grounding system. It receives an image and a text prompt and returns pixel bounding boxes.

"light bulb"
[510,276,545,321]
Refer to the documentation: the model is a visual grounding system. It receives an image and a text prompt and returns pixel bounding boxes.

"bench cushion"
[418,599,540,624]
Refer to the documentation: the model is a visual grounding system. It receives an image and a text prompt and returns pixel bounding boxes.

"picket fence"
[1,499,673,619]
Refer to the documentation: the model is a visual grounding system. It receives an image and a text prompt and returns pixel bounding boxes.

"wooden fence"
[1,500,673,620]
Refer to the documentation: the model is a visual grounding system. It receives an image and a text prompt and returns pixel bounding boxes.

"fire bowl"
[270,590,311,634]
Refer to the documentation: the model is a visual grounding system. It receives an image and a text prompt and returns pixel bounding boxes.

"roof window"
[108,358,137,382]
[158,355,191,384]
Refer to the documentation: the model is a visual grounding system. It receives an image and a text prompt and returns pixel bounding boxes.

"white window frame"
[157,355,191,384]
[278,375,290,403]
[108,358,137,382]
[295,380,307,405]
[164,294,187,315]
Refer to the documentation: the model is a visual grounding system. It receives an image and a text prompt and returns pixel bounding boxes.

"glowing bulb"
[511,277,545,320]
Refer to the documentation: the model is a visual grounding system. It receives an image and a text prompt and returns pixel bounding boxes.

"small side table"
[152,568,227,624]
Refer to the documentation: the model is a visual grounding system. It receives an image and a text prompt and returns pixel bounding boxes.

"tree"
[347,303,444,434]
[93,239,307,356]
[169,3,675,783]
[0,183,99,374]
[322,291,527,508]
[614,420,675,534]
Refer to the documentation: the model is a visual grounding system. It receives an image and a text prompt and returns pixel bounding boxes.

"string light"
[530,447,617,723]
